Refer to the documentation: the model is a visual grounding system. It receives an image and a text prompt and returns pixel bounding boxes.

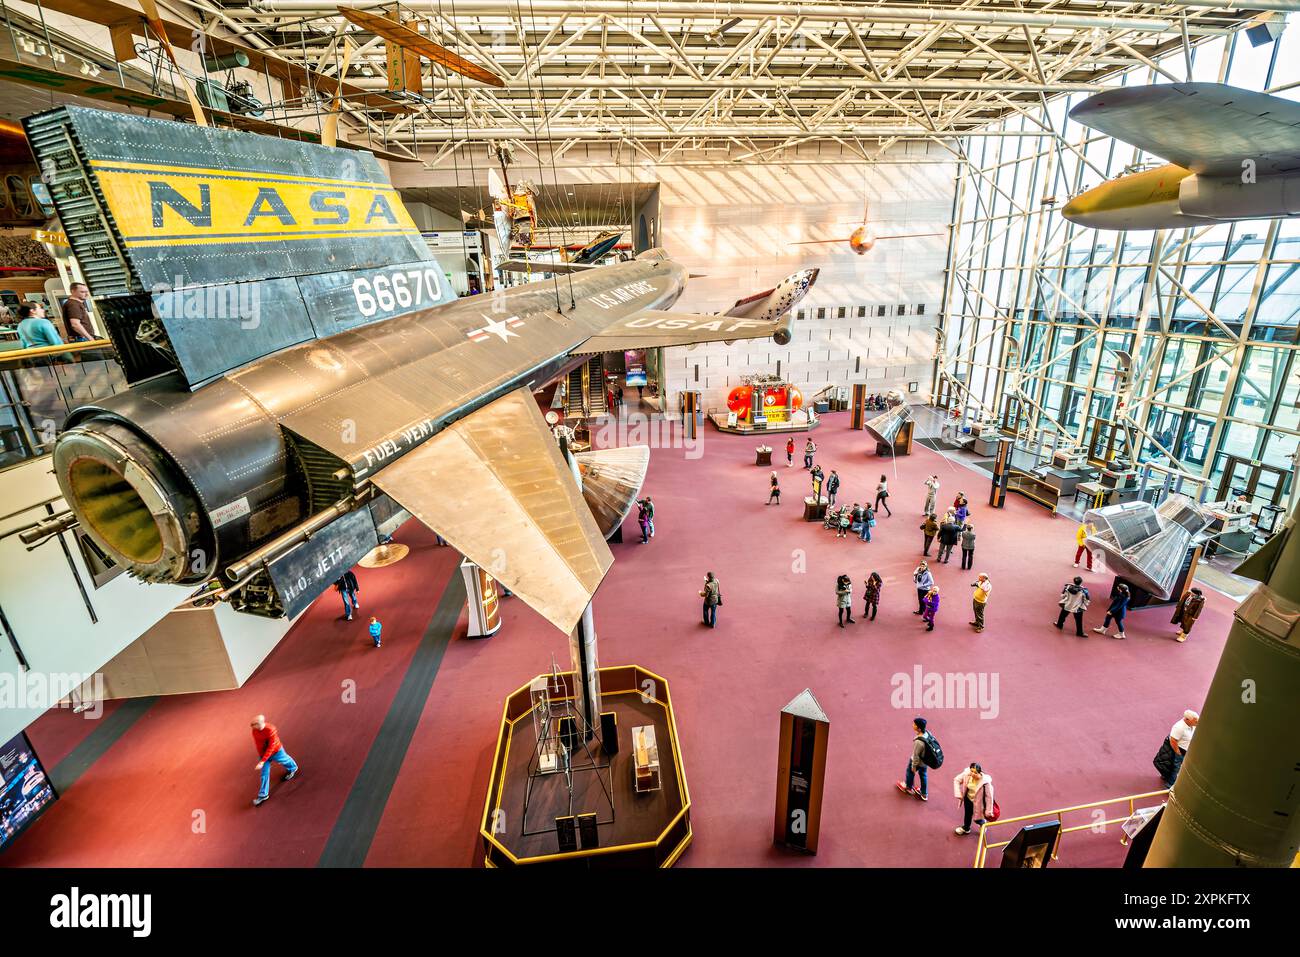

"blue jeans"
[340,589,357,617]
[905,761,928,797]
[1167,750,1185,786]
[258,748,298,799]
[703,602,717,627]
[860,521,871,542]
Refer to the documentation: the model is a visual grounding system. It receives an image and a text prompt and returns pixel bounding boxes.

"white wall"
[656,143,956,412]
[405,200,477,295]
[0,458,191,740]
[222,603,291,686]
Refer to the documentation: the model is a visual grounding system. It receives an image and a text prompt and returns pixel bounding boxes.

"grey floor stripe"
[317,573,467,868]
[50,695,158,793]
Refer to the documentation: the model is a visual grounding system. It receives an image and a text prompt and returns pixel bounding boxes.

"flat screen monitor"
[625,371,648,387]
[0,732,57,851]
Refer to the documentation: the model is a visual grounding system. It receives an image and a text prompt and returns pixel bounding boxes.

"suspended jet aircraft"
[27,106,818,635]
[1063,82,1300,230]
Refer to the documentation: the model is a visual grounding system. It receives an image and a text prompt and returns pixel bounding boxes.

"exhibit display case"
[632,725,661,793]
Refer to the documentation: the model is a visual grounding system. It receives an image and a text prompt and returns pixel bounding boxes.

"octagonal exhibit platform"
[480,665,692,867]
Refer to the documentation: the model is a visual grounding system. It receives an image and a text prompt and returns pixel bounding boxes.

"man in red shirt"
[250,714,299,806]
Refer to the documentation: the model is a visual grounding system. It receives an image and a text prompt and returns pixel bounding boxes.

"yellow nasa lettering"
[89,159,420,247]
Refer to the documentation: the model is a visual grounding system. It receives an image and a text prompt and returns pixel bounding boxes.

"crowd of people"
[294,425,1209,835]
[745,440,1210,843]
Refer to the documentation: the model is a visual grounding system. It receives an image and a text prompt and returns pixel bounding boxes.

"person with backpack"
[912,561,934,615]
[826,469,841,506]
[859,503,876,542]
[896,716,941,801]
[836,506,852,539]
[863,571,882,621]
[836,574,854,627]
[700,572,721,628]
[952,762,996,835]
[1054,576,1091,637]
[334,570,360,621]
[1094,583,1131,640]
[767,471,781,505]
[919,513,939,556]
[1171,587,1205,643]
[875,476,892,516]
[803,438,817,469]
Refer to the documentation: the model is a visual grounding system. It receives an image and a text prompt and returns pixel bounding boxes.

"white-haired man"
[250,714,299,806]
[1160,710,1199,787]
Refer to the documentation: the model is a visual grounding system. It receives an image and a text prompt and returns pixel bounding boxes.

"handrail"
[0,338,113,363]
[973,788,1169,867]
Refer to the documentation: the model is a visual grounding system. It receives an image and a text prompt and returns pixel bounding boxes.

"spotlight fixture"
[1246,12,1287,47]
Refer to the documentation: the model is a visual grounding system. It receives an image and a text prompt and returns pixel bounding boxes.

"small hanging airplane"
[792,223,945,256]
[790,203,943,255]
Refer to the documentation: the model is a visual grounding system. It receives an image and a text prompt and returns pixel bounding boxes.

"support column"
[850,384,867,430]
[681,390,700,440]
[568,602,601,740]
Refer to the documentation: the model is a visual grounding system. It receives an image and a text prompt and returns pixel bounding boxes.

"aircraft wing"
[369,387,612,634]
[499,260,598,275]
[1069,82,1300,176]
[575,308,790,353]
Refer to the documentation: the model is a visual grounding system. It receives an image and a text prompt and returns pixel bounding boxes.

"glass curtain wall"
[941,25,1299,505]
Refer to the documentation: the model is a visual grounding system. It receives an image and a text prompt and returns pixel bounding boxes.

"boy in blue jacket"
[368,616,382,648]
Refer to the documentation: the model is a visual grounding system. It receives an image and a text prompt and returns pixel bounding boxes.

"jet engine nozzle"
[53,421,211,584]
[772,328,793,345]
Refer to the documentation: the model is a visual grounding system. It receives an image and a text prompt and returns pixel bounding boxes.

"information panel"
[0,732,57,851]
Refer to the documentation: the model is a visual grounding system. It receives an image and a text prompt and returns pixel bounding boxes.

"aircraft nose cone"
[1061,194,1085,224]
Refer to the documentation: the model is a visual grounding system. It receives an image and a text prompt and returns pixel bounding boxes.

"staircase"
[586,356,607,414]
[565,366,586,417]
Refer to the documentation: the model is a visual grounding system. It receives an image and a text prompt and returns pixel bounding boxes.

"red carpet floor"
[10,411,1235,867]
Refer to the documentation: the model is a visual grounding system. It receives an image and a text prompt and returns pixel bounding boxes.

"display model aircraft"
[790,205,942,255]
[568,231,624,265]
[28,106,818,637]
[1063,82,1300,230]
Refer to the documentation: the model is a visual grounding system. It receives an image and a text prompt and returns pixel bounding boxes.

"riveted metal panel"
[266,506,378,619]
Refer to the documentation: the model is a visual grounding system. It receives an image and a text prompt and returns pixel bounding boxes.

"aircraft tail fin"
[25,105,447,389]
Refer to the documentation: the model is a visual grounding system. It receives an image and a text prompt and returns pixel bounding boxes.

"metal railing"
[0,339,127,470]
[973,789,1170,868]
